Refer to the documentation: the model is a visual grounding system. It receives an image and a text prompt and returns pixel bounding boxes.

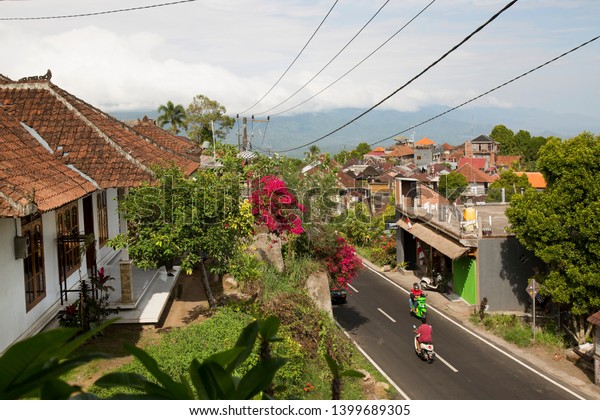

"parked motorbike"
[413,325,435,363]
[410,294,427,319]
[421,271,444,292]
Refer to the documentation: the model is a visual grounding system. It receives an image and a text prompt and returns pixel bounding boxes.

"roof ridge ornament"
[18,69,52,83]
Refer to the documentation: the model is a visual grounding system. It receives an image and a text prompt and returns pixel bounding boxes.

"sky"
[1,0,599,132]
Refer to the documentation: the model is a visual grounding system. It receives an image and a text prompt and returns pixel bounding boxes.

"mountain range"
[112,105,600,159]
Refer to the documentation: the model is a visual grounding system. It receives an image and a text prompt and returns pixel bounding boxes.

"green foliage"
[506,132,600,342]
[157,101,187,135]
[487,169,533,203]
[333,142,371,165]
[489,124,548,169]
[184,94,235,144]
[0,322,115,399]
[438,172,468,202]
[109,165,251,275]
[337,203,373,246]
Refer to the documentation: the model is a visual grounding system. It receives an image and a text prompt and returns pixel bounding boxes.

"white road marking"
[335,320,411,400]
[349,284,358,293]
[363,263,586,400]
[434,353,459,372]
[377,308,396,323]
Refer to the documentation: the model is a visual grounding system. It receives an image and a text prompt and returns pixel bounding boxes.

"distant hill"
[111,106,600,159]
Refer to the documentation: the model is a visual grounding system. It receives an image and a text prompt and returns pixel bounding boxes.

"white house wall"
[0,201,91,354]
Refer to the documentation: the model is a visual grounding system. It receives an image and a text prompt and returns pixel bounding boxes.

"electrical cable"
[268,0,437,117]
[272,0,519,154]
[254,0,391,116]
[0,0,197,20]
[368,34,600,147]
[239,0,340,115]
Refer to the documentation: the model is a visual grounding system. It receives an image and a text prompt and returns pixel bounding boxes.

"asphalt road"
[333,266,583,400]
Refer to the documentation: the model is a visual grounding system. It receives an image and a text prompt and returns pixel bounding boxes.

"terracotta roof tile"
[496,155,521,167]
[515,172,547,189]
[458,157,487,170]
[416,137,436,146]
[0,109,97,217]
[455,162,495,183]
[126,116,201,162]
[0,75,199,189]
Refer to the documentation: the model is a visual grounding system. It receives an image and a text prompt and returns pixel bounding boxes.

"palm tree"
[157,101,187,135]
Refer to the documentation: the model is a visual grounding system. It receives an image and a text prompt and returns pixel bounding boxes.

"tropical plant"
[0,322,114,399]
[58,268,118,331]
[157,101,187,135]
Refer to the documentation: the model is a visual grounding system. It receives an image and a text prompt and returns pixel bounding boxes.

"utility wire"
[254,0,391,116]
[368,34,600,147]
[268,0,437,117]
[0,0,196,20]
[239,0,340,115]
[272,0,519,154]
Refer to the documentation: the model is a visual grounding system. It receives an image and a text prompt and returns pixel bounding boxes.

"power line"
[268,0,437,117]
[254,0,391,116]
[0,0,196,20]
[239,0,340,115]
[368,34,600,147]
[272,0,519,154]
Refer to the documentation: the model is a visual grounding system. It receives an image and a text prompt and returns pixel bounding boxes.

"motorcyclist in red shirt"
[415,318,433,344]
[409,282,423,313]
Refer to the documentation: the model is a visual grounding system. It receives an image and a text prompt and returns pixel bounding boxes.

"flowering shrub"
[369,235,397,267]
[313,235,362,291]
[250,175,305,235]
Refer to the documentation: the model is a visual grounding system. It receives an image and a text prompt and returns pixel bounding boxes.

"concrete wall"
[0,189,122,354]
[477,236,541,311]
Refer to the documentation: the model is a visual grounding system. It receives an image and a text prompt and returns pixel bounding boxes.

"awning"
[398,219,469,260]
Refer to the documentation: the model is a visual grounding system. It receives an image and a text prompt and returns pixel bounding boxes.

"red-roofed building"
[496,155,521,169]
[0,71,199,353]
[516,172,547,190]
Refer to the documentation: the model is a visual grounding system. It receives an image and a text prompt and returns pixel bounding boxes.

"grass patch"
[471,313,568,350]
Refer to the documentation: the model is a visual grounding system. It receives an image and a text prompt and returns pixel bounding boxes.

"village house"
[0,71,199,354]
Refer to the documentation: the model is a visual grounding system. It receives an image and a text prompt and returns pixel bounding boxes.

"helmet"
[413,283,420,290]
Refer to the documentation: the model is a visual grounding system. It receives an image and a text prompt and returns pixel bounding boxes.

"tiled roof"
[0,109,97,217]
[126,116,201,162]
[516,172,547,189]
[496,155,521,167]
[455,162,495,184]
[386,145,413,157]
[0,73,198,189]
[416,137,436,146]
[458,157,487,170]
[588,311,600,326]
[441,142,454,151]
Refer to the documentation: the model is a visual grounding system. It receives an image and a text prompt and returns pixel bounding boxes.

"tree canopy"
[157,101,187,135]
[185,94,235,145]
[487,169,532,203]
[438,172,468,202]
[506,132,600,342]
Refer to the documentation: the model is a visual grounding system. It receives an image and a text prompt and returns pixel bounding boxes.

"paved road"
[333,265,585,400]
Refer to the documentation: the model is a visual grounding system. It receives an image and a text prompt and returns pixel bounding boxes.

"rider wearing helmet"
[409,282,423,312]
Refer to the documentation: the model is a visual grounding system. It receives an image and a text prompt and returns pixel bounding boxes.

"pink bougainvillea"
[249,175,305,235]
[315,236,362,291]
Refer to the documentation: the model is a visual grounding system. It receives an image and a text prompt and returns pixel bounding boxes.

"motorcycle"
[413,325,435,363]
[420,271,444,292]
[410,294,427,319]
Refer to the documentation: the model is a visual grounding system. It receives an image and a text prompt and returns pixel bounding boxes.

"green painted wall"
[453,257,477,304]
